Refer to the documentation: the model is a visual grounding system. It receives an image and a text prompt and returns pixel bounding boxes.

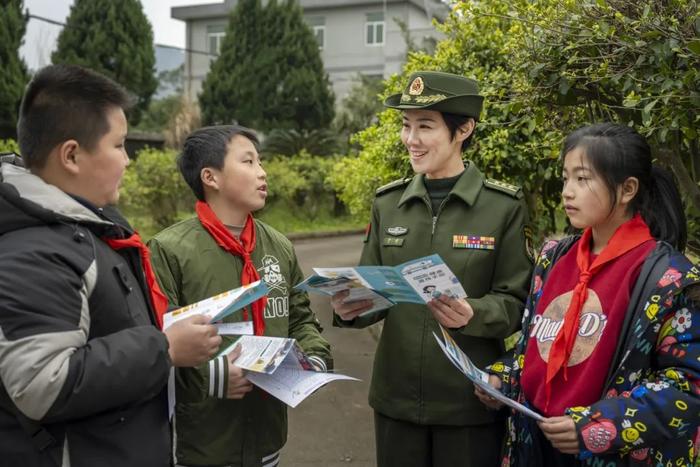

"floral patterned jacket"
[489,238,700,467]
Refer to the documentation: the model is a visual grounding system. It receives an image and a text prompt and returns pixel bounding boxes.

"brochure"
[219,335,359,408]
[246,364,359,408]
[218,335,300,374]
[295,254,467,314]
[162,280,268,331]
[433,325,545,422]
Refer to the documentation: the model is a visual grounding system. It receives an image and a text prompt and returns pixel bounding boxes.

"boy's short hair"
[17,64,133,170]
[178,125,260,201]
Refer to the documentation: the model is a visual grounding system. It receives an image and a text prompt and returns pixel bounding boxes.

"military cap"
[384,71,484,119]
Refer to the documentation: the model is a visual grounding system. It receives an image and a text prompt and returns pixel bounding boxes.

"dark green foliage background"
[0,0,29,139]
[199,0,334,132]
[331,0,700,252]
[52,0,157,125]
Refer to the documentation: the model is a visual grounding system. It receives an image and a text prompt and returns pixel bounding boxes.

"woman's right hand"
[331,289,373,321]
[475,374,504,410]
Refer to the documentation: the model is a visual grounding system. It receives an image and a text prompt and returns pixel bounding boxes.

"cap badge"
[408,77,424,96]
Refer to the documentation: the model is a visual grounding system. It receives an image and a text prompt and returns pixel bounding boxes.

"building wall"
[183,18,223,100]
[312,4,398,100]
[180,1,444,104]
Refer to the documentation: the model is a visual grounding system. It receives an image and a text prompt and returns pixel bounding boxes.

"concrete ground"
[281,234,379,467]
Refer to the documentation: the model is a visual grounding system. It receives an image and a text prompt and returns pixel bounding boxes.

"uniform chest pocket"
[453,248,497,296]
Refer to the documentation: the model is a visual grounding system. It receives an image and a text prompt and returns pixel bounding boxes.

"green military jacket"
[149,217,332,467]
[335,162,532,426]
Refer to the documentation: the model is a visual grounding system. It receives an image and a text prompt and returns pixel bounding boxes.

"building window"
[307,16,326,49]
[207,24,226,55]
[365,12,384,46]
[313,25,326,49]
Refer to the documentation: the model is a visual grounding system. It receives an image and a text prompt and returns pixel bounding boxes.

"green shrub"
[0,139,19,153]
[262,128,341,157]
[119,147,193,233]
[262,151,339,219]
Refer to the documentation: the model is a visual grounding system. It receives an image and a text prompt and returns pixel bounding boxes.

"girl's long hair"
[561,123,686,252]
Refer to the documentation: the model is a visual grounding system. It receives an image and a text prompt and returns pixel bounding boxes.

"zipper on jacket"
[422,195,436,236]
[431,196,451,236]
[426,195,452,237]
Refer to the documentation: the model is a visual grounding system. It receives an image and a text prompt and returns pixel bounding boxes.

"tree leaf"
[688,40,700,55]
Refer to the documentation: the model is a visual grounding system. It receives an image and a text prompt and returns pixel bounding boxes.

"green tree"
[333,74,385,151]
[514,0,700,249]
[0,0,29,140]
[132,95,182,134]
[260,0,334,131]
[331,0,700,252]
[52,0,157,125]
[199,0,265,128]
[200,0,334,132]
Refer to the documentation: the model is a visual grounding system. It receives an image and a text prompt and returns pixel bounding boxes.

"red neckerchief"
[103,233,169,329]
[195,201,266,335]
[544,214,653,410]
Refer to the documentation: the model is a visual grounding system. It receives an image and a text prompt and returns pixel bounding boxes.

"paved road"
[281,234,378,467]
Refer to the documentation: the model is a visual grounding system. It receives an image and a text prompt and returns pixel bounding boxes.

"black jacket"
[0,158,172,467]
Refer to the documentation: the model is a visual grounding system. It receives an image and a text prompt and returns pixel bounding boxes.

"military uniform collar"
[397,161,483,207]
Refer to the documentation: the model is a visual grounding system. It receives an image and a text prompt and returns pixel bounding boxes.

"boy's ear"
[56,140,81,175]
[201,167,219,191]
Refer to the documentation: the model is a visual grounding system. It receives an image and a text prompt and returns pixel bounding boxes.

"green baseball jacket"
[149,217,332,467]
[334,162,532,426]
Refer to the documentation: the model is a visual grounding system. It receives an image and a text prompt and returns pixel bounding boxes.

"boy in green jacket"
[149,125,332,467]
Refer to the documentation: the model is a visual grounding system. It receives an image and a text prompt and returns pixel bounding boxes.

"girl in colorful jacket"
[479,123,700,466]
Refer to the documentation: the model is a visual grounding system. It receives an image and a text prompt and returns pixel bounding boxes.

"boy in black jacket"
[0,64,220,467]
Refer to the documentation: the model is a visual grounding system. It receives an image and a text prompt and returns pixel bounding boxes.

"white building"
[171,0,448,103]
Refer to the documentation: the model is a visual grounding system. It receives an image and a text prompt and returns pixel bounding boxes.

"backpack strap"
[602,242,670,389]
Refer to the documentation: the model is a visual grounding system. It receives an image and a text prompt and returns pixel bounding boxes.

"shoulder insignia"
[484,178,522,198]
[376,177,412,196]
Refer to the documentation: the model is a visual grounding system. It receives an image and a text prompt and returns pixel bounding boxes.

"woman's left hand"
[427,292,474,329]
[538,416,580,455]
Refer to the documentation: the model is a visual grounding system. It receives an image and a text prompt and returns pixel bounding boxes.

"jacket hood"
[0,159,112,236]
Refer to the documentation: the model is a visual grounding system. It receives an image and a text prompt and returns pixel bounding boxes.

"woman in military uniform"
[332,71,533,467]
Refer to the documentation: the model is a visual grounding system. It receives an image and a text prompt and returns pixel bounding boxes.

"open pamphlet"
[218,335,359,408]
[433,325,545,422]
[295,254,467,314]
[162,280,268,335]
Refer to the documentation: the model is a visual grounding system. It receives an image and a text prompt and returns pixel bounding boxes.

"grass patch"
[257,202,363,235]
